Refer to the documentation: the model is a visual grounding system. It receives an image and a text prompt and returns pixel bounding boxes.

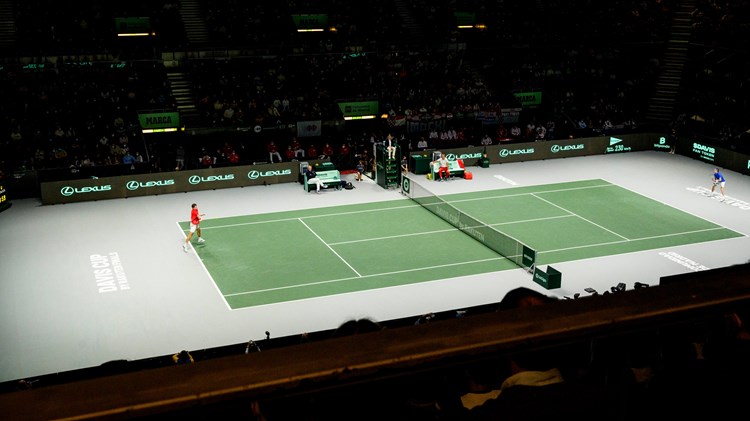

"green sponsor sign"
[338,101,379,117]
[454,12,476,26]
[522,245,536,269]
[115,17,151,32]
[532,265,561,290]
[513,91,543,107]
[138,111,180,129]
[291,14,328,29]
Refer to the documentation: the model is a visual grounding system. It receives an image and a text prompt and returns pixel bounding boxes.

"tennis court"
[180,178,743,309]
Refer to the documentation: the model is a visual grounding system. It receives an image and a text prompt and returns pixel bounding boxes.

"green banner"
[533,265,562,290]
[522,245,536,269]
[454,12,476,26]
[291,14,328,29]
[138,111,180,129]
[115,17,151,33]
[513,91,543,108]
[338,101,379,118]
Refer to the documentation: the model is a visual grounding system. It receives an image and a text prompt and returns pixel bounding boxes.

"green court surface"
[179,179,744,309]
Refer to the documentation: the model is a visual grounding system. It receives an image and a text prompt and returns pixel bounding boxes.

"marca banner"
[513,91,542,108]
[291,14,328,30]
[138,111,180,129]
[297,120,322,137]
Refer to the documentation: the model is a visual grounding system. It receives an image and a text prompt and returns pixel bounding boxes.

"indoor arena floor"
[1,150,749,383]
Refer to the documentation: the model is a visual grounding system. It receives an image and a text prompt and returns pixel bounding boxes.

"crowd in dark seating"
[2,0,748,179]
[674,1,750,153]
[12,0,186,55]
[691,0,750,49]
[0,60,175,177]
[402,0,676,48]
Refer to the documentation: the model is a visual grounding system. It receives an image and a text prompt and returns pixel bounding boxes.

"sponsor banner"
[406,115,447,134]
[653,135,672,151]
[501,107,522,124]
[137,111,180,129]
[297,120,322,137]
[41,162,303,205]
[513,91,542,108]
[603,134,655,154]
[475,111,499,124]
[454,11,476,26]
[337,101,379,118]
[490,137,605,164]
[443,150,484,163]
[532,265,561,290]
[291,14,328,29]
[489,134,658,164]
[689,141,717,162]
[115,17,151,33]
[675,137,750,176]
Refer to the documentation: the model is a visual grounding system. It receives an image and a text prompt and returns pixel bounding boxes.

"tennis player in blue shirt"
[712,168,726,199]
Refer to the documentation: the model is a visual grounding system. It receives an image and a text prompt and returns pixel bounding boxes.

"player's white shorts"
[715,181,725,187]
[189,223,199,233]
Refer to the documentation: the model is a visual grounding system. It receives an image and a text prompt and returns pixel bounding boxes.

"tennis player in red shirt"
[183,203,206,252]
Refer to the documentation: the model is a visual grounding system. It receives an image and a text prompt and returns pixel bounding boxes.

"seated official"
[433,153,450,181]
[304,164,326,193]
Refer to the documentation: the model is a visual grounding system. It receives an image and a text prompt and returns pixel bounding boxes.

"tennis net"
[402,176,536,271]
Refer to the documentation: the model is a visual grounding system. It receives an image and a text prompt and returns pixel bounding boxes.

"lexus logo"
[188,175,201,185]
[248,170,260,180]
[61,186,74,196]
[126,181,140,190]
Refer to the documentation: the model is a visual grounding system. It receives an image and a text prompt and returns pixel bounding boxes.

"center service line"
[530,193,630,241]
[298,218,362,278]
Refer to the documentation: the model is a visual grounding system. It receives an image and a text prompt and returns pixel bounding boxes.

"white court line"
[446,183,615,205]
[531,192,630,241]
[185,203,422,231]
[175,221,232,311]
[180,183,616,231]
[193,179,743,303]
[601,177,749,238]
[329,228,456,245]
[491,214,576,226]
[223,256,508,297]
[539,226,729,254]
[298,218,362,277]
[329,214,576,246]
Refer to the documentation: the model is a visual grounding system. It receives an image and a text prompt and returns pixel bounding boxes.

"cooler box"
[464,171,473,180]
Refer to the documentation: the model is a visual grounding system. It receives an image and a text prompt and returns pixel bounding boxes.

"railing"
[1,263,749,420]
